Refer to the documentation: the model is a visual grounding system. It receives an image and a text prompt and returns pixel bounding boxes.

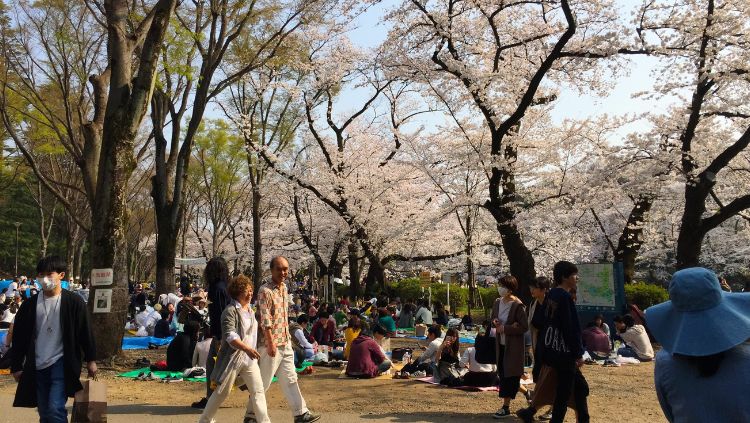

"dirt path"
[0,338,667,422]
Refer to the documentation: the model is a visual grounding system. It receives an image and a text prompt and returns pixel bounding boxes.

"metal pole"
[14,222,21,276]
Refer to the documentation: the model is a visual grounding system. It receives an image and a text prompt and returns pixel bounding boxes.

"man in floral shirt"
[245,256,320,423]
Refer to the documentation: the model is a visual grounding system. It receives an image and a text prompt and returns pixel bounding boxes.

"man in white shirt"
[415,300,433,325]
[415,326,442,365]
[614,315,655,361]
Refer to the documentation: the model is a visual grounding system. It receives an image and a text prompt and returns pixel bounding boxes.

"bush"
[625,282,669,310]
[389,278,496,315]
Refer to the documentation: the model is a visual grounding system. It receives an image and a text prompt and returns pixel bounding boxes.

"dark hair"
[674,352,726,377]
[36,255,67,275]
[553,261,578,285]
[318,311,330,319]
[377,307,388,317]
[445,327,460,356]
[228,274,253,300]
[594,314,605,326]
[372,324,387,336]
[297,315,309,324]
[359,322,372,337]
[530,276,551,291]
[613,315,634,327]
[204,257,229,288]
[427,325,442,339]
[160,309,170,319]
[499,275,518,292]
[184,320,200,341]
[347,316,362,330]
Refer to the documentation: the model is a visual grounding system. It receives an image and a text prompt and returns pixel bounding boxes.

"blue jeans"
[36,358,67,423]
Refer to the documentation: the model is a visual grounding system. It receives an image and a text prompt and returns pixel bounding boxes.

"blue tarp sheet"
[121,336,173,350]
[402,335,475,344]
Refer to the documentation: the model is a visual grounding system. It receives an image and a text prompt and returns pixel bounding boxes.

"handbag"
[391,348,413,361]
[72,379,107,422]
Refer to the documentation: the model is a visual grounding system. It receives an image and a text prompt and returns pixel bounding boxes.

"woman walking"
[491,275,530,419]
[199,275,269,423]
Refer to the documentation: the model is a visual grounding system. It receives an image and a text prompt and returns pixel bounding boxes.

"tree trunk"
[676,185,708,269]
[364,256,385,295]
[614,196,654,283]
[154,213,179,296]
[348,239,360,298]
[252,184,263,293]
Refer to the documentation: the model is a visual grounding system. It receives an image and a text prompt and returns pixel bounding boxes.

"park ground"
[0,338,666,422]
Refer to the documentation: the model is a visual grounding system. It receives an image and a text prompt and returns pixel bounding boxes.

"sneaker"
[243,416,257,423]
[539,411,553,421]
[293,411,321,423]
[145,372,158,381]
[191,397,208,409]
[135,372,146,381]
[493,408,512,419]
[516,407,536,423]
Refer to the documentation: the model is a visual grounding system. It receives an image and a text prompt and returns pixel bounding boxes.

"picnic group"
[1,254,749,423]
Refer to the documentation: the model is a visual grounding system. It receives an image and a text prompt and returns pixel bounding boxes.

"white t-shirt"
[1,309,15,323]
[192,338,212,368]
[460,347,496,373]
[35,293,64,370]
[418,338,442,364]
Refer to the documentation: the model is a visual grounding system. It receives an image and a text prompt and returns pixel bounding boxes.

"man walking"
[11,255,97,422]
[246,256,320,423]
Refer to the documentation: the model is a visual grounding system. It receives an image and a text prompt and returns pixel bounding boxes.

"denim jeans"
[36,358,67,423]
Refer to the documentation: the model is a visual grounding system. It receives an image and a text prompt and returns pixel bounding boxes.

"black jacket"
[207,281,230,339]
[10,290,96,407]
[540,287,584,366]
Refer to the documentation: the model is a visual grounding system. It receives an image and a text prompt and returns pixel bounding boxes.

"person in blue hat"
[646,267,750,423]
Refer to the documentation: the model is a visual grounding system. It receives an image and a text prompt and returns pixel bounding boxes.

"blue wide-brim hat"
[645,267,750,356]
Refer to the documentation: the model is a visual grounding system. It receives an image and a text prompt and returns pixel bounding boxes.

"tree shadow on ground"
[107,403,199,416]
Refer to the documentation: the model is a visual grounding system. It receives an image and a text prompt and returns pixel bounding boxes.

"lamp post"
[14,222,21,276]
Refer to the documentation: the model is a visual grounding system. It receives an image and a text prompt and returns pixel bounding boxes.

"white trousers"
[246,343,308,417]
[199,358,270,423]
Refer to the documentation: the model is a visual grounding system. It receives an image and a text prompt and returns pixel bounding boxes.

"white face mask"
[41,276,57,291]
[497,286,509,297]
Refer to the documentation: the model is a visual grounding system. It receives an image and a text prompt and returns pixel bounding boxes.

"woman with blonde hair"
[199,274,269,423]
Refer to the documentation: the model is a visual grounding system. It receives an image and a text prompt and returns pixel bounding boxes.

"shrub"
[625,282,669,310]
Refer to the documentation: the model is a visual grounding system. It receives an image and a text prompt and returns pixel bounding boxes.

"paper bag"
[72,379,107,423]
[415,324,427,337]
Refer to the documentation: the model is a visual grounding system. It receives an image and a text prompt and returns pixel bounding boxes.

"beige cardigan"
[491,298,529,378]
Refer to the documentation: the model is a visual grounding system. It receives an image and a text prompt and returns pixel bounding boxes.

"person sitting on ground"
[290,315,316,365]
[457,342,499,387]
[167,320,200,371]
[333,306,348,327]
[402,325,442,375]
[461,313,474,330]
[614,314,654,361]
[0,303,16,329]
[434,327,461,383]
[582,322,611,359]
[397,302,415,329]
[371,324,391,355]
[345,324,392,378]
[377,307,397,335]
[434,302,449,326]
[344,316,362,360]
[592,314,610,337]
[153,308,172,339]
[311,311,335,346]
[135,304,162,336]
[415,300,433,325]
[193,329,212,369]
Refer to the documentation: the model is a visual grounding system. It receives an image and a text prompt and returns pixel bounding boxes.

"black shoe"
[516,406,536,423]
[191,397,208,409]
[493,407,512,419]
[243,416,257,423]
[294,411,321,423]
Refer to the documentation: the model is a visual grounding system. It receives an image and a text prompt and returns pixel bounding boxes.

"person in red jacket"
[311,311,335,345]
[345,325,392,378]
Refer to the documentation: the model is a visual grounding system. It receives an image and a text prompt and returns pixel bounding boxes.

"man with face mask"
[9,255,96,422]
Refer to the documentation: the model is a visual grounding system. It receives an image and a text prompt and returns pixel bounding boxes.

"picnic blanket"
[414,376,498,392]
[122,336,173,350]
[398,335,476,345]
[116,361,314,383]
[337,361,406,380]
